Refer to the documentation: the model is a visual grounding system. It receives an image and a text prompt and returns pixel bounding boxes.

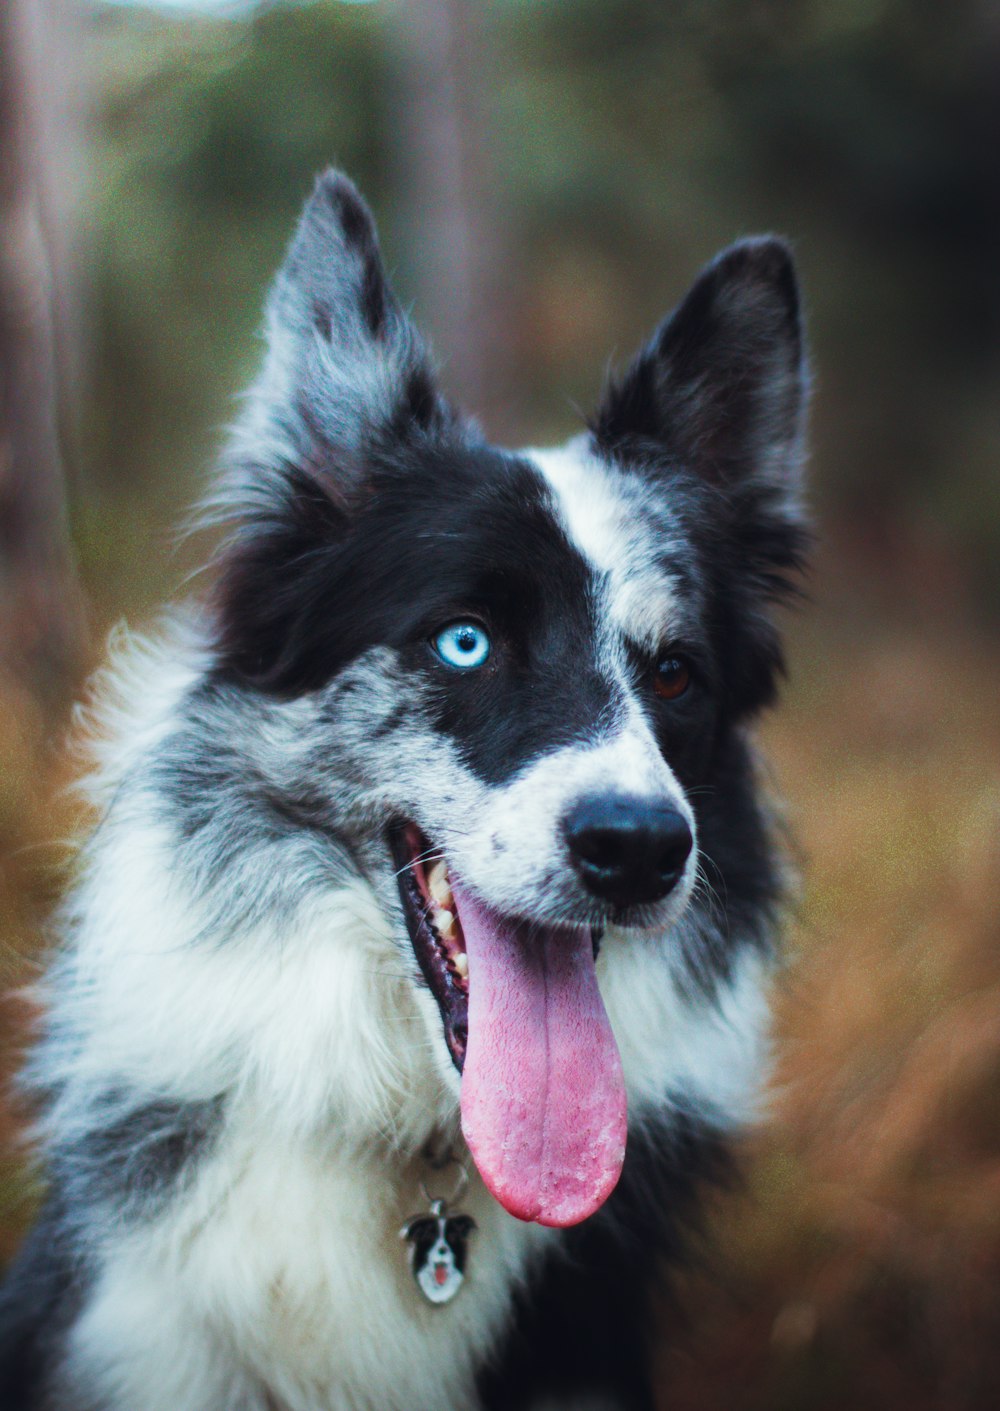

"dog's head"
[211,172,808,1226]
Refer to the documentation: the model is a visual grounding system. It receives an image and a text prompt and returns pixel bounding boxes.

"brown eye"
[653,656,691,701]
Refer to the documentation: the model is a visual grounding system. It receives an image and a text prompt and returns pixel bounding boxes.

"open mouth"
[390,823,629,1229]
[391,824,471,1071]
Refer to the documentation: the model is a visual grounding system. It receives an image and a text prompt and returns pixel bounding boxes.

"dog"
[0,170,809,1411]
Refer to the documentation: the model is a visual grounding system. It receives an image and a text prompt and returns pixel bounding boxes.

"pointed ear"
[594,239,810,718]
[224,169,451,513]
[592,237,808,515]
[210,173,457,693]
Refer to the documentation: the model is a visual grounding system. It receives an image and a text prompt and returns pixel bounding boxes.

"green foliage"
[82,0,1000,612]
[83,1,387,612]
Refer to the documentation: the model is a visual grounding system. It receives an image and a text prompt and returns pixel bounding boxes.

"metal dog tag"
[401,1199,476,1306]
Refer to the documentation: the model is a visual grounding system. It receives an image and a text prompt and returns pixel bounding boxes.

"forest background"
[2,1,1000,1407]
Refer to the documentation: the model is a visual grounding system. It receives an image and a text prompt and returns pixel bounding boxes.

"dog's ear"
[223,169,451,514]
[210,172,457,692]
[593,239,810,715]
[593,237,807,511]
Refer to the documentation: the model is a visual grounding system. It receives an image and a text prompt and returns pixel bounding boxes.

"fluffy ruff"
[0,171,809,1411]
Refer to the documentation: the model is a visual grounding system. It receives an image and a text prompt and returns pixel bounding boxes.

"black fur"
[592,237,804,478]
[0,1203,88,1411]
[214,442,623,788]
[593,236,810,721]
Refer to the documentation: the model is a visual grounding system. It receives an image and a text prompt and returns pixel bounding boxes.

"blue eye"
[433,621,491,670]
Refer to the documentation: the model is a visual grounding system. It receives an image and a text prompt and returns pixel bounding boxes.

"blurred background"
[2,0,999,1405]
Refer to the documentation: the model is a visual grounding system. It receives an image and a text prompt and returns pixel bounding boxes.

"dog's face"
[212,173,807,1227]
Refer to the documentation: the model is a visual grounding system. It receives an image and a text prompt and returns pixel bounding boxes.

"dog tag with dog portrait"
[401,1200,476,1306]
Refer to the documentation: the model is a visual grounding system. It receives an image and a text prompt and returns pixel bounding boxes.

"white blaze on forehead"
[528,437,683,652]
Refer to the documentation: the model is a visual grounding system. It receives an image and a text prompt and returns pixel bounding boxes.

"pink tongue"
[452,882,627,1228]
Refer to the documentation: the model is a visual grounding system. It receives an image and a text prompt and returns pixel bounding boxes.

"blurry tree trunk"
[386,0,515,438]
[0,0,86,709]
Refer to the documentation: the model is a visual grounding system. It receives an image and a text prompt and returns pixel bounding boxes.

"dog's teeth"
[453,952,468,979]
[435,909,455,939]
[431,880,454,909]
[427,861,453,908]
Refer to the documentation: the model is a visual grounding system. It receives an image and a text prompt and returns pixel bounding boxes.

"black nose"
[563,795,693,907]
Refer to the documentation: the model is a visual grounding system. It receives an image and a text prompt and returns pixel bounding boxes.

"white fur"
[529,438,701,653]
[66,1135,553,1411]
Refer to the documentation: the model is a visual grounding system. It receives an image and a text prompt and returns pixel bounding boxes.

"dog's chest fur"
[42,737,769,1410]
[55,830,768,1411]
[69,1125,552,1411]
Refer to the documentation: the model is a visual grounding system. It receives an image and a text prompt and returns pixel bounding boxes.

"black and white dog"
[0,172,808,1411]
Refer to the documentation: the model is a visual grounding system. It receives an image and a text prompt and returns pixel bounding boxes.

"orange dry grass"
[0,664,85,1264]
[663,596,1000,1409]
